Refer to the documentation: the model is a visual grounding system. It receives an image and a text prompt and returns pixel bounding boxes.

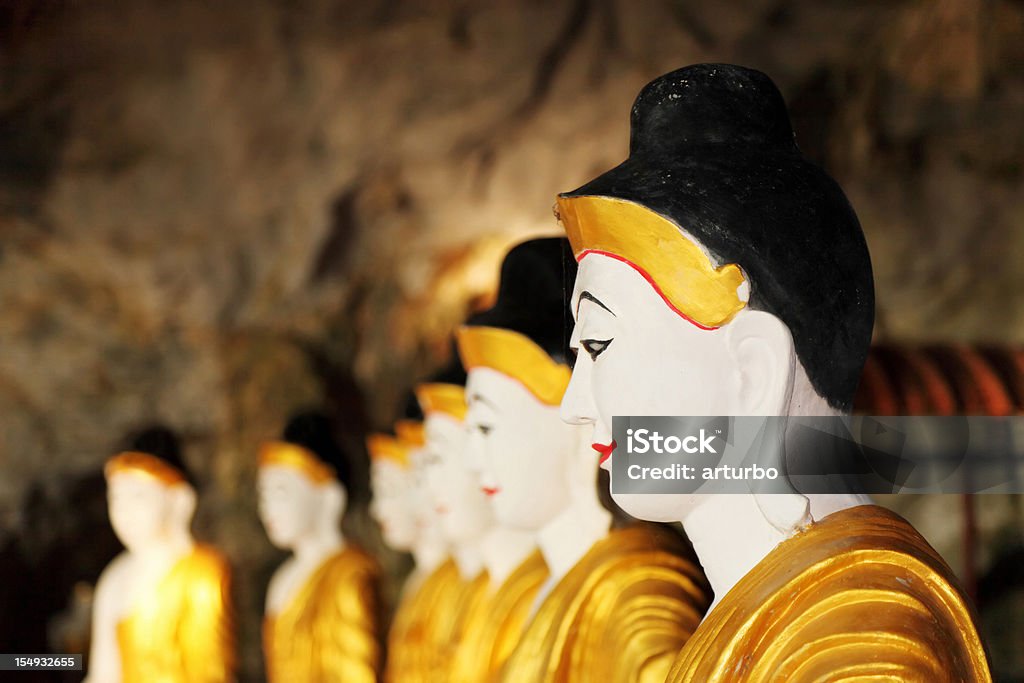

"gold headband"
[395,420,426,448]
[105,451,186,487]
[556,195,747,329]
[416,383,468,421]
[456,325,571,406]
[258,440,336,484]
[366,434,411,468]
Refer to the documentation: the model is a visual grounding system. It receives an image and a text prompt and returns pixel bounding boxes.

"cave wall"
[2,0,1023,679]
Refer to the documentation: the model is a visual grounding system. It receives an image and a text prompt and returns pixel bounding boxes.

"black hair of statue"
[560,63,874,411]
[125,424,196,486]
[465,237,579,366]
[282,411,352,490]
[429,342,469,387]
[401,391,425,422]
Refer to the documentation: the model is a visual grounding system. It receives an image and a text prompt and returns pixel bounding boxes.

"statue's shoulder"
[95,550,131,594]
[317,544,381,599]
[669,505,991,682]
[590,524,705,583]
[336,543,379,573]
[185,543,232,582]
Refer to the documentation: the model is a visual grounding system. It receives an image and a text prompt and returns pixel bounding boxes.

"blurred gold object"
[451,550,548,681]
[416,383,468,421]
[386,559,489,683]
[258,440,336,483]
[666,505,992,682]
[386,560,460,683]
[499,525,709,683]
[366,434,411,468]
[264,546,381,683]
[395,420,427,448]
[116,545,235,683]
[104,451,186,486]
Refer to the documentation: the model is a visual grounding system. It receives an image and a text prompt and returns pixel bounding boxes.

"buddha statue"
[85,426,234,683]
[417,371,548,682]
[369,432,432,683]
[556,63,991,681]
[259,411,381,683]
[368,432,446,583]
[457,238,709,683]
[378,418,469,683]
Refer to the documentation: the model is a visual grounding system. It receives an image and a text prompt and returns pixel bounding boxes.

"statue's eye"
[581,338,612,361]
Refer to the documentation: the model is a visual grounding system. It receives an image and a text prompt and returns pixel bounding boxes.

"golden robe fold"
[451,550,549,682]
[116,544,235,683]
[667,505,992,682]
[500,525,709,683]
[264,546,381,683]
[385,559,468,683]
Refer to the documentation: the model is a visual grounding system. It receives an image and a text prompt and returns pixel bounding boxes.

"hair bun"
[630,63,796,156]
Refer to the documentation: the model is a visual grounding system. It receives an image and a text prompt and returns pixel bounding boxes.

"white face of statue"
[107,471,194,552]
[423,413,493,545]
[257,466,324,550]
[370,460,418,550]
[409,446,446,542]
[561,252,795,522]
[464,367,574,531]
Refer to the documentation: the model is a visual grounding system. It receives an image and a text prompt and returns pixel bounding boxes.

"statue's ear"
[723,310,795,416]
[321,479,347,523]
[169,483,197,527]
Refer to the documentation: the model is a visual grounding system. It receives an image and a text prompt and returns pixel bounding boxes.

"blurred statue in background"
[259,411,380,683]
[458,238,709,683]
[369,431,437,683]
[384,415,493,683]
[557,63,991,681]
[415,366,498,679]
[418,367,547,682]
[368,424,449,621]
[86,426,234,683]
[368,434,442,582]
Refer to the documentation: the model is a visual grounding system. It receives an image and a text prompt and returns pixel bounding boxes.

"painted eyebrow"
[579,291,616,316]
[469,393,499,410]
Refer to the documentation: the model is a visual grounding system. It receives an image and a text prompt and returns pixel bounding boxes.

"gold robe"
[116,544,234,683]
[264,546,381,683]
[667,505,992,682]
[385,559,465,683]
[451,550,549,682]
[500,525,709,683]
[442,568,491,674]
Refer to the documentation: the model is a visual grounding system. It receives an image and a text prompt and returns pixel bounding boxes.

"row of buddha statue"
[85,63,992,682]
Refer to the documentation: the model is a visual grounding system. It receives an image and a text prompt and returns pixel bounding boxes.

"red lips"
[482,486,500,496]
[592,441,617,465]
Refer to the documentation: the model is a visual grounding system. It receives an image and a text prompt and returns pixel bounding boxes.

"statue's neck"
[293,525,344,567]
[681,377,871,614]
[682,494,790,614]
[480,527,536,587]
[682,492,867,615]
[537,495,611,582]
[128,527,193,564]
[411,536,448,575]
[452,542,485,581]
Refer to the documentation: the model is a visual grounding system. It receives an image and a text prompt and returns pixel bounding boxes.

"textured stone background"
[2,0,1023,680]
